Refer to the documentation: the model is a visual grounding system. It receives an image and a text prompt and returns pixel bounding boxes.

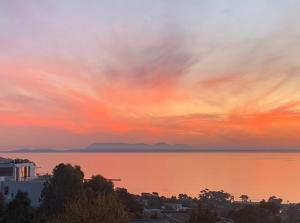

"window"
[0,167,13,176]
[4,186,8,195]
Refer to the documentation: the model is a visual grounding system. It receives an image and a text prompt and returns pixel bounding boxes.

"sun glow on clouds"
[1,0,300,149]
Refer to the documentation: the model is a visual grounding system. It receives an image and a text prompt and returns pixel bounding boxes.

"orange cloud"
[1,12,300,149]
[1,60,300,149]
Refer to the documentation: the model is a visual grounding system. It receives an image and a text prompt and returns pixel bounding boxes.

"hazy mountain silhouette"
[1,143,299,153]
[84,142,189,152]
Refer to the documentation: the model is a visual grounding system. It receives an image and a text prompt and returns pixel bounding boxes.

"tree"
[178,193,189,200]
[230,205,265,223]
[240,195,249,203]
[286,204,300,223]
[178,193,194,207]
[84,175,114,196]
[40,163,84,217]
[189,203,218,223]
[3,191,36,223]
[152,192,159,197]
[268,196,283,206]
[199,189,234,208]
[260,199,281,217]
[116,188,143,219]
[51,194,129,223]
[0,194,5,221]
[230,199,281,223]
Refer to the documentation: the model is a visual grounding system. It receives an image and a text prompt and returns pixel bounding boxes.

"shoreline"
[1,150,300,153]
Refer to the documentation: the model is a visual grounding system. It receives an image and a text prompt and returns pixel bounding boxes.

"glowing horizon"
[1,1,300,149]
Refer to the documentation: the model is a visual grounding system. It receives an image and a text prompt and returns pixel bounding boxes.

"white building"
[162,203,184,212]
[0,158,45,207]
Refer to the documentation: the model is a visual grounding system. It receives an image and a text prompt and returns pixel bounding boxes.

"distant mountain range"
[84,142,191,152]
[1,143,299,153]
[2,143,192,153]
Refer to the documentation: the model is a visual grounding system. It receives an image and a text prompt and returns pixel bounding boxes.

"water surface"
[3,152,300,203]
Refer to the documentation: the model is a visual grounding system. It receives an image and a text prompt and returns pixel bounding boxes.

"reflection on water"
[2,152,300,202]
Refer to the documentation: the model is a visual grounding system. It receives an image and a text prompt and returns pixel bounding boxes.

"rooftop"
[0,157,35,165]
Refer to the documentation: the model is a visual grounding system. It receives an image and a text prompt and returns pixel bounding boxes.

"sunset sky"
[1,0,300,149]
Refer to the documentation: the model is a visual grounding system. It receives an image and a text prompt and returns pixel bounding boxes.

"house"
[0,158,45,207]
[140,192,160,207]
[162,203,185,212]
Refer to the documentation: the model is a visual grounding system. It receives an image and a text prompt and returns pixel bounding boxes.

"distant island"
[1,143,191,153]
[1,142,300,153]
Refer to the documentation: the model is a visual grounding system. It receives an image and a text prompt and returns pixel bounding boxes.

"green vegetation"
[85,175,114,196]
[189,203,218,223]
[50,194,128,223]
[188,190,300,223]
[0,163,141,223]
[229,199,282,223]
[286,204,300,223]
[0,191,42,223]
[0,163,142,223]
[116,188,143,219]
[40,163,129,223]
[40,164,85,217]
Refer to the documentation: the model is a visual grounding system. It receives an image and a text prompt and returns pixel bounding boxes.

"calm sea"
[2,152,300,203]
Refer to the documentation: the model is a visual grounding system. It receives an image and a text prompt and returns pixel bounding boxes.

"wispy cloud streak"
[0,0,300,148]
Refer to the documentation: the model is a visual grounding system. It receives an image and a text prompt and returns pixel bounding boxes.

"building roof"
[0,157,35,165]
[0,157,13,164]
